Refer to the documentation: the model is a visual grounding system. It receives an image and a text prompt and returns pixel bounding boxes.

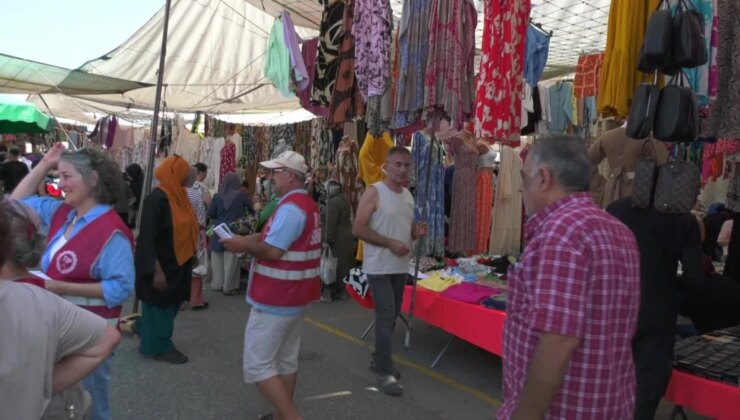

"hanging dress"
[489,146,523,256]
[476,149,496,254]
[448,141,478,254]
[411,131,445,257]
[312,0,345,106]
[393,0,431,130]
[423,0,477,130]
[335,140,362,221]
[475,0,531,142]
[328,0,365,128]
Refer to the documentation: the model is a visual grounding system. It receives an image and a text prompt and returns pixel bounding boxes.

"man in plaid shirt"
[498,135,640,419]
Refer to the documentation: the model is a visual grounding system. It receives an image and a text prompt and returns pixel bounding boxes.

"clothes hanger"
[529,19,552,37]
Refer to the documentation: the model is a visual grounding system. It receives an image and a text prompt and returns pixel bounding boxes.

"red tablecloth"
[665,370,740,420]
[400,285,740,419]
[401,285,505,357]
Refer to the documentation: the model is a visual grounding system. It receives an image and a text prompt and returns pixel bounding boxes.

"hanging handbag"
[673,0,708,68]
[626,71,661,139]
[653,159,701,214]
[632,140,660,209]
[638,0,674,72]
[653,74,699,143]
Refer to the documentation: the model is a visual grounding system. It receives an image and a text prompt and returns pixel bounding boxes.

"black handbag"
[653,74,699,143]
[673,0,708,68]
[653,159,701,214]
[639,0,674,72]
[632,140,659,209]
[626,71,661,139]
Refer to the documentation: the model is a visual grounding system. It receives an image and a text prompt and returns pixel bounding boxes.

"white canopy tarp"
[63,0,317,114]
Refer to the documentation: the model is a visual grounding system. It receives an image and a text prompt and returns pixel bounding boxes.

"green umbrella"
[0,101,52,133]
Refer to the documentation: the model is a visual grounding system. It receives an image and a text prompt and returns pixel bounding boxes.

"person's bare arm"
[45,281,104,299]
[220,233,284,261]
[511,333,580,419]
[52,325,120,394]
[11,143,64,200]
[352,187,386,247]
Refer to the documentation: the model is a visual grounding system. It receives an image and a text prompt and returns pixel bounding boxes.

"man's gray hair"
[528,135,592,193]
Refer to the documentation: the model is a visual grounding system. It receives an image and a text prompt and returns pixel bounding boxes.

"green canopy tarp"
[0,101,52,133]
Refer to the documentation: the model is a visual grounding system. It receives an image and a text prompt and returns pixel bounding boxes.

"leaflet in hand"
[214,223,234,239]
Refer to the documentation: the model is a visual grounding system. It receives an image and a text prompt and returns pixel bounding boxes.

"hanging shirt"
[548,81,574,133]
[523,24,551,87]
[281,11,310,93]
[265,16,294,97]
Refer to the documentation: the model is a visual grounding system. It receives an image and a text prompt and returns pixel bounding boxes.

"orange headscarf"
[156,156,198,265]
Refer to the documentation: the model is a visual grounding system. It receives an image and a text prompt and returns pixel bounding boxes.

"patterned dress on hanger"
[411,131,445,257]
[448,142,478,254]
[312,0,345,107]
[328,0,365,128]
[475,0,530,143]
[423,0,477,130]
[335,140,362,221]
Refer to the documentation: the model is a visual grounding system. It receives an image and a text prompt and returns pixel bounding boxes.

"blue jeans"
[83,354,113,420]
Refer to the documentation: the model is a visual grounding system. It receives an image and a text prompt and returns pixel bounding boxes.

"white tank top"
[478,149,497,168]
[362,182,415,275]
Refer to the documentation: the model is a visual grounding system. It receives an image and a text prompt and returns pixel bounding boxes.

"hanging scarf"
[155,156,198,265]
[220,172,242,211]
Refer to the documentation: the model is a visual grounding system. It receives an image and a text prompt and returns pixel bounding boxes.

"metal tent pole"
[131,0,173,316]
[404,132,436,350]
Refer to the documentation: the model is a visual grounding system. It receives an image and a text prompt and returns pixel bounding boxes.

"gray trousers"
[367,273,407,375]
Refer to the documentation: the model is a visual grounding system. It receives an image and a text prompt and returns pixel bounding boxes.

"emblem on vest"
[56,250,79,275]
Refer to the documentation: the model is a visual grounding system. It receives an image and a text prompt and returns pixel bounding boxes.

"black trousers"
[633,330,675,420]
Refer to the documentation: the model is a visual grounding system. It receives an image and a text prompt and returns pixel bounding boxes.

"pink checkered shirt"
[498,193,640,420]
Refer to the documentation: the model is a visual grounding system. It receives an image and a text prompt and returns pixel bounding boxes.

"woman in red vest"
[11,143,135,420]
[134,155,198,364]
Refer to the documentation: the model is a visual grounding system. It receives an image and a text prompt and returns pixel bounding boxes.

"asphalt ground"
[111,290,708,420]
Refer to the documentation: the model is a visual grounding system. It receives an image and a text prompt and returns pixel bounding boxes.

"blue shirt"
[548,82,574,133]
[23,196,135,308]
[524,24,551,87]
[247,189,309,316]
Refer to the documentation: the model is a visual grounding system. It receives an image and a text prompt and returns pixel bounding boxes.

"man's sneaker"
[154,348,189,364]
[369,360,401,379]
[377,374,403,396]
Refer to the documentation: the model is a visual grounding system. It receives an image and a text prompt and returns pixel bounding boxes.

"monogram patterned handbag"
[632,140,659,209]
[653,159,701,214]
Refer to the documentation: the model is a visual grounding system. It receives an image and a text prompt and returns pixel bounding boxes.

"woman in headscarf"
[320,179,354,302]
[207,172,254,295]
[11,144,135,420]
[134,155,198,364]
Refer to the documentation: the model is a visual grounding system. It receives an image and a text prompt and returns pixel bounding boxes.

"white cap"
[260,150,309,175]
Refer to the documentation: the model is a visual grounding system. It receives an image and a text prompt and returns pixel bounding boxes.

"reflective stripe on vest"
[254,263,320,281]
[282,249,322,262]
[62,296,121,321]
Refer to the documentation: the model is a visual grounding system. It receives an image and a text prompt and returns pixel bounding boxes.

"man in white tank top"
[353,146,427,397]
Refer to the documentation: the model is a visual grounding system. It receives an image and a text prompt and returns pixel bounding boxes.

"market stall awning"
[0,101,52,133]
[0,53,152,95]
[61,0,317,114]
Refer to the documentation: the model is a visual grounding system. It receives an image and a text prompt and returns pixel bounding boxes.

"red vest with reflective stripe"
[46,204,134,320]
[249,192,321,307]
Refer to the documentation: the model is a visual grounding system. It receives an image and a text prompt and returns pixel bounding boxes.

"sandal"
[192,302,210,311]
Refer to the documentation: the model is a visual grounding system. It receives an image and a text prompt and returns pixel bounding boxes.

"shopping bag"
[320,244,338,285]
